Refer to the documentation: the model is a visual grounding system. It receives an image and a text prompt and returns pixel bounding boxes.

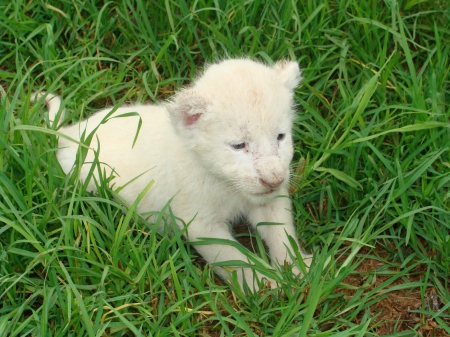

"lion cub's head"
[167,59,302,203]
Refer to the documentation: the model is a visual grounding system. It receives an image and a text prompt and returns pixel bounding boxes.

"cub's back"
[57,104,179,190]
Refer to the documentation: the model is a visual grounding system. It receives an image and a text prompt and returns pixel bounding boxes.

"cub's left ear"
[274,60,303,90]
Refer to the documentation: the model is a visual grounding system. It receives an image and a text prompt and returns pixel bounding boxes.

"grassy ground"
[1,0,449,336]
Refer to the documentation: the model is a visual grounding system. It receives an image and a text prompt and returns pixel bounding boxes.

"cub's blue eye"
[277,133,286,141]
[232,143,246,150]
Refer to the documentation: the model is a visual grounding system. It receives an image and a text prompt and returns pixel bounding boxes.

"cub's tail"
[32,92,65,127]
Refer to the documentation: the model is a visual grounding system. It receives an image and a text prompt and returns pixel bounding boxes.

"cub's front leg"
[246,194,312,274]
[186,220,275,291]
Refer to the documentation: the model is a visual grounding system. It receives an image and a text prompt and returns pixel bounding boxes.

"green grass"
[1,0,449,336]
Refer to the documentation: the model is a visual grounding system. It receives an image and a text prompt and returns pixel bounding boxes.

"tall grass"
[1,0,449,335]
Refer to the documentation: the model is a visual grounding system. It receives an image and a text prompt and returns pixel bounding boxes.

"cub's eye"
[231,142,246,150]
[277,133,286,141]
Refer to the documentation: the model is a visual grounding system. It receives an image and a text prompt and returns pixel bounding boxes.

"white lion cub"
[37,58,311,291]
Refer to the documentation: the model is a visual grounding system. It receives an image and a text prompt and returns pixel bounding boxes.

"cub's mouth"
[255,189,276,196]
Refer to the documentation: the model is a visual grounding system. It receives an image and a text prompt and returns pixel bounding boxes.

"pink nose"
[259,178,284,188]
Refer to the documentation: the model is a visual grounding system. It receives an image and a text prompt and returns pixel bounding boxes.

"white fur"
[36,59,312,291]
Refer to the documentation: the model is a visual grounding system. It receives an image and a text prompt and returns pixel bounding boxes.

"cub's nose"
[259,177,284,189]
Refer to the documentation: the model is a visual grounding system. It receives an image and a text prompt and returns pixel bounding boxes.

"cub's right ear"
[166,90,208,136]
